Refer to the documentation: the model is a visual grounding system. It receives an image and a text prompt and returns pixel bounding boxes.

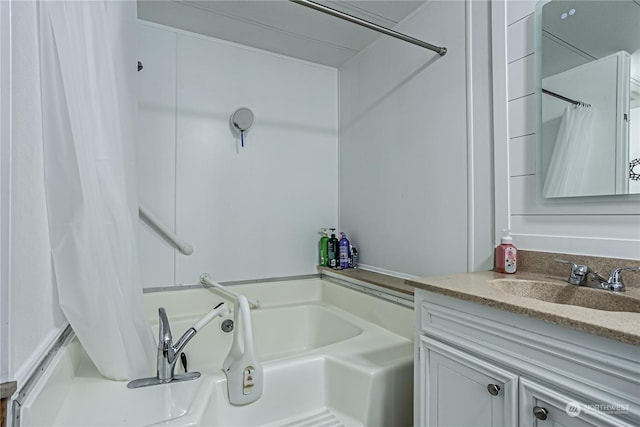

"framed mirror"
[537,0,640,198]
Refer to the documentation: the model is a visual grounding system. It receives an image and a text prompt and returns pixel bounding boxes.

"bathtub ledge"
[318,266,414,306]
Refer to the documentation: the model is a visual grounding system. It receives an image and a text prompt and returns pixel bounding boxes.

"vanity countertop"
[0,381,16,400]
[407,270,640,346]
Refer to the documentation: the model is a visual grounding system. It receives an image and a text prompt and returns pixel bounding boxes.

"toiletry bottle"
[339,232,350,269]
[328,229,339,268]
[319,228,329,267]
[495,229,517,274]
[349,246,358,269]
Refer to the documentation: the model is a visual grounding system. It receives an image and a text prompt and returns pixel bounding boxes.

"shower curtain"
[38,1,155,380]
[543,105,594,198]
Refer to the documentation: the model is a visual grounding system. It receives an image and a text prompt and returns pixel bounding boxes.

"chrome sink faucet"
[128,302,229,389]
[605,267,640,292]
[555,259,639,292]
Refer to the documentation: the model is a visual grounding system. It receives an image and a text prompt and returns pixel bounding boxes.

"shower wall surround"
[338,0,495,276]
[501,1,640,259]
[137,22,338,288]
[140,0,497,283]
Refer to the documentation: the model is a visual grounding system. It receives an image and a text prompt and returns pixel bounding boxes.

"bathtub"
[18,278,414,427]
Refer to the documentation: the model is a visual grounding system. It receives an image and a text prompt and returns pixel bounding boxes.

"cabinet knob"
[533,406,549,421]
[486,384,501,396]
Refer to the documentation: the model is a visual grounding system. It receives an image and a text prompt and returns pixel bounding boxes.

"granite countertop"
[407,270,640,346]
[1,381,17,400]
[319,256,640,346]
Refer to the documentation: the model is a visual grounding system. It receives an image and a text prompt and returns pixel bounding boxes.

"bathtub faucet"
[156,306,190,382]
[127,302,229,389]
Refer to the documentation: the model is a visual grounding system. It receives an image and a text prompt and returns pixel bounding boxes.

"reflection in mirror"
[537,0,640,198]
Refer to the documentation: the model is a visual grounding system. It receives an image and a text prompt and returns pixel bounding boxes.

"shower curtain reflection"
[543,105,594,198]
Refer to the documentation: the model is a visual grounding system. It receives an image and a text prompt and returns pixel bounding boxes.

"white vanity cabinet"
[414,288,640,427]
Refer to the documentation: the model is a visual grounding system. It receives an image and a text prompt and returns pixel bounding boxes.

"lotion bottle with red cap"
[495,229,517,274]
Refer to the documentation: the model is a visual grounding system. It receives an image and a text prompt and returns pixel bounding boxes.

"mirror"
[537,0,640,198]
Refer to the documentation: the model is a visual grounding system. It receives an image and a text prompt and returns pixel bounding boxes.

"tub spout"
[128,302,229,389]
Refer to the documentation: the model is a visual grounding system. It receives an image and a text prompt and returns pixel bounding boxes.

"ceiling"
[137,0,426,67]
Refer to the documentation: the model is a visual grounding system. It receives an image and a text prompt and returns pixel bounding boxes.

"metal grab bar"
[139,204,194,255]
[200,274,261,308]
[288,0,447,56]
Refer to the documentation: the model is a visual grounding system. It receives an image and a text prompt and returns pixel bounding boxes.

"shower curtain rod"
[542,88,590,107]
[288,0,447,56]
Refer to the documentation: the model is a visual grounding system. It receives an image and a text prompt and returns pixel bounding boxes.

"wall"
[500,0,640,260]
[137,22,338,288]
[0,0,9,385]
[4,2,68,387]
[338,0,494,277]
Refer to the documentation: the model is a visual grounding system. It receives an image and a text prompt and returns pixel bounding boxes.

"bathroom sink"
[488,279,640,313]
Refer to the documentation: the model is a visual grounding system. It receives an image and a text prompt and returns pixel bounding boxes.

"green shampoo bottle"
[319,228,329,266]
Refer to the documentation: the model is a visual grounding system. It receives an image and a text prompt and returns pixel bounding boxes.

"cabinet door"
[418,336,518,427]
[519,378,634,427]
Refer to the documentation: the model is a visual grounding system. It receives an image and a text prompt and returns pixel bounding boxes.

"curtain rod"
[542,88,590,107]
[288,0,447,56]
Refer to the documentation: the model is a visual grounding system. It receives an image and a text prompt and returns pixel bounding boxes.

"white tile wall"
[508,53,536,100]
[508,94,536,137]
[506,13,535,63]
[505,0,538,26]
[509,134,536,177]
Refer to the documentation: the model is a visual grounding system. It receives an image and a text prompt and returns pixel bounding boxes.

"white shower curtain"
[39,1,155,380]
[543,105,594,198]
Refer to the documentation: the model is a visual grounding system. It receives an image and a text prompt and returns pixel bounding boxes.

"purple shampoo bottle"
[339,233,350,268]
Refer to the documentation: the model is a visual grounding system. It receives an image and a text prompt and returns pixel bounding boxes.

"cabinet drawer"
[519,377,635,427]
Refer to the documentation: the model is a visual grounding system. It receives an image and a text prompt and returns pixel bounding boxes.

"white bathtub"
[19,278,414,427]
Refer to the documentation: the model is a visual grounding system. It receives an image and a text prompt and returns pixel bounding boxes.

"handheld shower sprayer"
[192,302,230,332]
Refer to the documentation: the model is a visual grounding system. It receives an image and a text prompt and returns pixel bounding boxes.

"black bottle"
[327,229,339,268]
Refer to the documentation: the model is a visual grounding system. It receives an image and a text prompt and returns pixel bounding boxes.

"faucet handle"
[555,258,578,267]
[606,267,640,292]
[555,259,589,285]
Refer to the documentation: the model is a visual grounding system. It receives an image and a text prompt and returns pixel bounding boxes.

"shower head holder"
[230,107,254,147]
